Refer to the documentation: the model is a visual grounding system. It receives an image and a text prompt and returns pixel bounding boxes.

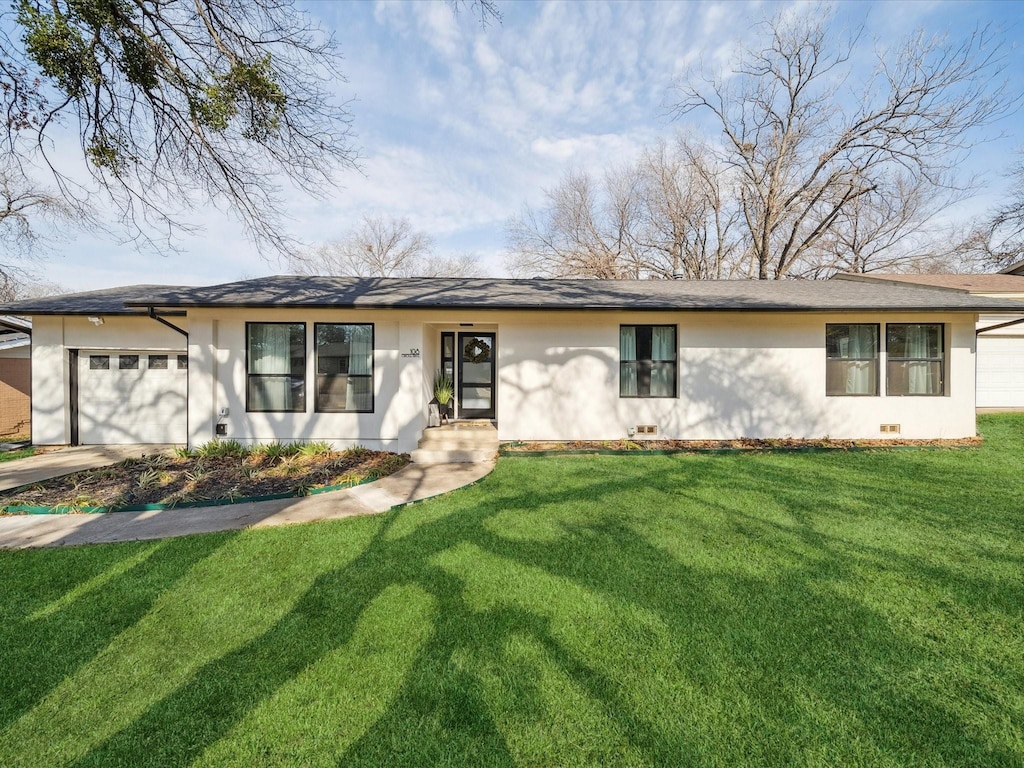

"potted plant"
[433,369,454,423]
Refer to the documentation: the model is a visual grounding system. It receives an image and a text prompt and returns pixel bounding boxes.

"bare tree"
[292,216,483,277]
[0,272,65,303]
[506,167,648,279]
[670,11,1014,279]
[796,172,967,277]
[633,137,744,279]
[505,140,744,280]
[948,152,1024,271]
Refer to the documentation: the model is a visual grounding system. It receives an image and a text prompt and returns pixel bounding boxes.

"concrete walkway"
[0,460,494,549]
[0,445,177,492]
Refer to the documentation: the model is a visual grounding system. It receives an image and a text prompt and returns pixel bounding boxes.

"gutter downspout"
[976,316,1024,335]
[148,307,188,337]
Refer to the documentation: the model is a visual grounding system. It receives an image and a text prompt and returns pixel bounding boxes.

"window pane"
[177,354,188,370]
[827,324,878,359]
[650,362,676,396]
[463,361,492,384]
[620,361,639,396]
[90,355,109,370]
[651,327,676,361]
[249,324,305,375]
[620,326,637,362]
[148,354,168,369]
[119,355,139,370]
[887,324,941,360]
[248,375,305,411]
[316,375,372,412]
[314,324,373,412]
[461,386,491,410]
[887,361,943,396]
[826,360,878,396]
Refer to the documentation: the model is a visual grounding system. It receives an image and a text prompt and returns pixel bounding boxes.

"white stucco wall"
[496,310,978,441]
[29,306,982,449]
[31,315,187,445]
[185,309,426,451]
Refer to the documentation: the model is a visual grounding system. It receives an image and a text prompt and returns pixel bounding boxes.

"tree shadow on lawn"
[53,452,1022,768]
[0,534,232,730]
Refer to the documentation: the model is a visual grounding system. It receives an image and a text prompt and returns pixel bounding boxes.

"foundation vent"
[636,425,659,436]
[880,424,901,434]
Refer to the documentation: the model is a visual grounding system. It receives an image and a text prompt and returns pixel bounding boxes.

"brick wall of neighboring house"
[0,359,30,437]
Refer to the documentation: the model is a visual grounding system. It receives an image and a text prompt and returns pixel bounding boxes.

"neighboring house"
[3,277,1024,451]
[0,316,31,438]
[834,273,1024,408]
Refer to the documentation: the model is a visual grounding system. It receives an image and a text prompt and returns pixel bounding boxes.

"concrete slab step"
[417,435,500,450]
[410,448,497,464]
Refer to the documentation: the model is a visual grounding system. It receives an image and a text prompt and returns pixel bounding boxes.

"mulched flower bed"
[0,443,409,513]
[502,436,983,453]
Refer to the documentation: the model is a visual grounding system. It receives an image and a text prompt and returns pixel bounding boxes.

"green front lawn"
[1,416,1022,767]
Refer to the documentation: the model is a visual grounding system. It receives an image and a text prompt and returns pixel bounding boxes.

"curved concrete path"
[0,461,494,549]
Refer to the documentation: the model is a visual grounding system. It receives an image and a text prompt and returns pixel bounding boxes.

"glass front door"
[457,332,495,419]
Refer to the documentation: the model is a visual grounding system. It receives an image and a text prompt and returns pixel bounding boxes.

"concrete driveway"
[0,445,178,492]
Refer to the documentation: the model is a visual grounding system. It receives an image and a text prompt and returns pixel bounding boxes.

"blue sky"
[24,0,1024,290]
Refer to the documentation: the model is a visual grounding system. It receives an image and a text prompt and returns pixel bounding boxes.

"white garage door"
[78,351,187,444]
[977,336,1024,408]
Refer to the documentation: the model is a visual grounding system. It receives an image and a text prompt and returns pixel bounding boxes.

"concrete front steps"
[411,422,499,463]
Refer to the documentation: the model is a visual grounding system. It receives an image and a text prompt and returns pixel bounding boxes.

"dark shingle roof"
[122,276,1024,313]
[5,276,1024,315]
[835,272,1024,294]
[0,285,191,315]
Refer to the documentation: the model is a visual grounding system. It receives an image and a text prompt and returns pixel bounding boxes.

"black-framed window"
[119,354,139,370]
[148,354,168,370]
[314,323,374,413]
[887,324,945,396]
[246,323,306,412]
[441,331,455,381]
[620,325,676,398]
[825,324,879,396]
[177,354,188,370]
[89,355,109,370]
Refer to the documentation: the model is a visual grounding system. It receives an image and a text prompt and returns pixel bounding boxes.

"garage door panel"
[977,336,1024,408]
[79,352,186,444]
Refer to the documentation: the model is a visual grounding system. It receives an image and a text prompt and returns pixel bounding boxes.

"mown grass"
[0,415,1022,767]
[0,446,34,463]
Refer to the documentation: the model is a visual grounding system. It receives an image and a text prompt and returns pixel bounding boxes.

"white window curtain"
[620,326,638,396]
[906,324,937,395]
[250,325,293,410]
[650,327,675,397]
[346,325,373,410]
[845,325,875,395]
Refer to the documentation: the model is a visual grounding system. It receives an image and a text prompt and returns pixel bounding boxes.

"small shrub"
[137,469,160,489]
[298,441,333,457]
[343,445,370,459]
[196,439,248,459]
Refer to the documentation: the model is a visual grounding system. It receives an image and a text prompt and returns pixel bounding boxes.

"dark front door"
[458,332,495,419]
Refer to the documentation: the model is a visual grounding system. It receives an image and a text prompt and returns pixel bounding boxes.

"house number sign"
[401,348,421,358]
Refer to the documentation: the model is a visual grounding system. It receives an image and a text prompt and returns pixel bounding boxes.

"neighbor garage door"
[78,351,187,444]
[977,336,1024,408]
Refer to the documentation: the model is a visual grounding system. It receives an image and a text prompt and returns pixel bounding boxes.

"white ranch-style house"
[4,276,1024,452]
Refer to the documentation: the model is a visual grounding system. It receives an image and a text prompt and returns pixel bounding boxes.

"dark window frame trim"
[885,322,946,397]
[619,324,678,399]
[245,321,308,413]
[825,323,881,398]
[313,322,375,414]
